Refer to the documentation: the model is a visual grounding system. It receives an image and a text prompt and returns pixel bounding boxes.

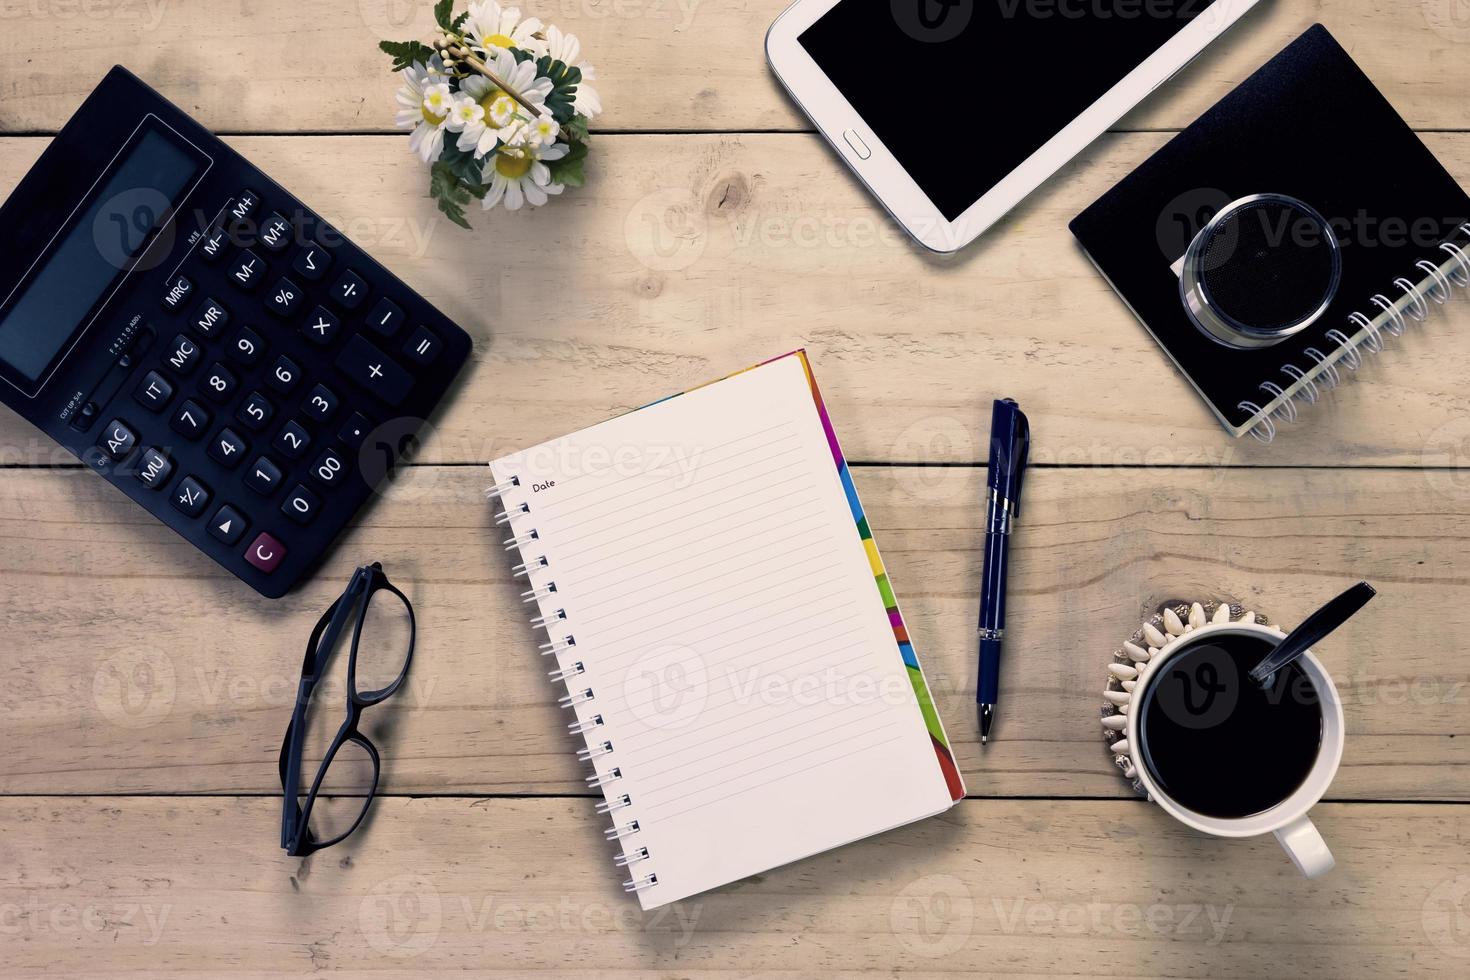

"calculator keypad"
[230,250,265,290]
[330,270,367,309]
[236,391,275,432]
[170,399,211,440]
[292,243,330,281]
[209,427,249,469]
[134,371,173,412]
[266,277,303,317]
[191,298,230,337]
[302,306,340,346]
[89,169,468,598]
[201,363,238,403]
[172,476,211,518]
[246,456,283,496]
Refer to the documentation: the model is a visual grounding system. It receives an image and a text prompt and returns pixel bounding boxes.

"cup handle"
[1273,815,1334,878]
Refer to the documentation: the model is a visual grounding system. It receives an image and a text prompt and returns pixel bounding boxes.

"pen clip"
[1009,408,1030,518]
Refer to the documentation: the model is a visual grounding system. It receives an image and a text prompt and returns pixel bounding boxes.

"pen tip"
[981,735,987,745]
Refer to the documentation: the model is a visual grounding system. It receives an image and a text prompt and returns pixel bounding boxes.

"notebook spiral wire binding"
[487,470,659,897]
[1237,224,1470,443]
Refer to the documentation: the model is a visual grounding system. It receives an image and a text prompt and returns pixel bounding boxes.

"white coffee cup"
[1125,621,1345,878]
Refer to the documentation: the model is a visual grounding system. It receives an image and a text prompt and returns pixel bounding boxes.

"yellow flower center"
[495,153,532,179]
[482,33,516,49]
[421,104,447,126]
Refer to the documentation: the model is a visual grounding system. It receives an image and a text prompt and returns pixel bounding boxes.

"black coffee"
[1137,633,1323,820]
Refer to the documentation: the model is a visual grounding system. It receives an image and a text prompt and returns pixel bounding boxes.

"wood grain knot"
[707,173,751,215]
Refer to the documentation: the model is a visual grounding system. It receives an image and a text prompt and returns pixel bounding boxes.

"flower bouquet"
[380,0,600,227]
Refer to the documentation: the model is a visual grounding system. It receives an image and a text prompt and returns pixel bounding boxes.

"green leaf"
[433,0,456,32]
[439,138,486,187]
[547,139,589,188]
[429,162,474,230]
[564,113,590,144]
[380,39,434,72]
[451,10,470,31]
[533,57,581,124]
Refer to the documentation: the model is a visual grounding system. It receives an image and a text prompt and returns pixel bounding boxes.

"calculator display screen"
[0,118,204,393]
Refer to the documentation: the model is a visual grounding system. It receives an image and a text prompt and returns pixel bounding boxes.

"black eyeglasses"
[279,562,415,857]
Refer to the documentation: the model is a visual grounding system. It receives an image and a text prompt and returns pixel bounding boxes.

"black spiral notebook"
[1071,25,1470,441]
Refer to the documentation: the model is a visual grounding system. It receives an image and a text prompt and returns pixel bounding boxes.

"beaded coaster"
[1102,600,1277,798]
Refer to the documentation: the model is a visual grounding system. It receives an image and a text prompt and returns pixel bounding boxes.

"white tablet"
[767,0,1261,253]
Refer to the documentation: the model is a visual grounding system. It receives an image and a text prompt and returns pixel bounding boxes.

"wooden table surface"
[3,1,1469,976]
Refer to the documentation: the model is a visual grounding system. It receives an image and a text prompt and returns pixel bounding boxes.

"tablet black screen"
[799,0,1220,221]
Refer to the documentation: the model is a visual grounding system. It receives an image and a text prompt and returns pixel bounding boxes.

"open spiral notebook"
[487,351,964,909]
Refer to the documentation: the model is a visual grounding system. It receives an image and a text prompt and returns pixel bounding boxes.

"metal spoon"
[1249,581,1377,687]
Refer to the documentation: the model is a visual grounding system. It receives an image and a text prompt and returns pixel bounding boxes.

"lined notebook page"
[490,354,957,909]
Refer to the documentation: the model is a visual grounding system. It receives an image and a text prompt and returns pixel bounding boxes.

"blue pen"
[977,399,1030,745]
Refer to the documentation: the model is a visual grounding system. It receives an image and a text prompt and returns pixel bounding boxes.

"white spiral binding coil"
[512,555,547,578]
[1238,224,1470,443]
[493,470,657,901]
[597,794,632,814]
[495,502,529,526]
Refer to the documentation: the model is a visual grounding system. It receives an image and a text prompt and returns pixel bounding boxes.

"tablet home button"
[842,129,871,160]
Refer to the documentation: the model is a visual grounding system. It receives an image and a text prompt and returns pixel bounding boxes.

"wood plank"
[3,1,1470,133]
[4,133,1470,467]
[2,465,1464,797]
[1,796,1467,976]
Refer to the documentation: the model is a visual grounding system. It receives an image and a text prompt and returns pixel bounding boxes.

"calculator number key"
[311,448,348,489]
[200,363,238,403]
[228,326,265,367]
[209,427,249,469]
[230,249,265,290]
[335,335,414,406]
[172,476,211,518]
[266,356,302,395]
[330,269,367,309]
[302,384,339,423]
[292,242,330,281]
[281,484,322,525]
[302,306,340,346]
[236,391,276,432]
[170,399,212,441]
[245,456,284,496]
[273,420,312,460]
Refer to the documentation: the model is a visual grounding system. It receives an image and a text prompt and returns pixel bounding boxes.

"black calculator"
[0,67,472,598]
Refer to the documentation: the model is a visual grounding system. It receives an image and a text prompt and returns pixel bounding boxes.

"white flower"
[524,116,559,149]
[445,95,485,133]
[455,52,554,158]
[482,139,569,211]
[463,1,545,57]
[543,24,601,118]
[394,62,452,162]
